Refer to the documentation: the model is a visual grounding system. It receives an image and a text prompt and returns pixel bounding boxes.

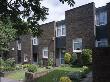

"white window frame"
[32,37,38,45]
[42,47,48,59]
[24,54,28,62]
[56,25,66,37]
[96,39,108,47]
[17,41,21,50]
[96,11,107,26]
[73,38,82,53]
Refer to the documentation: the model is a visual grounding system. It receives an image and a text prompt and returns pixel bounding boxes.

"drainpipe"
[53,21,56,67]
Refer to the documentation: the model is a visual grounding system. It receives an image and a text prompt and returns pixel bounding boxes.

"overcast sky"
[39,0,110,24]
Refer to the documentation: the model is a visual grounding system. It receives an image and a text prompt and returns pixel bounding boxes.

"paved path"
[81,72,92,82]
[0,77,23,82]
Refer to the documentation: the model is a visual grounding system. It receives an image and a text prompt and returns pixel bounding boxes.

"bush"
[70,53,78,66]
[59,76,72,82]
[22,64,30,69]
[0,58,16,72]
[82,49,92,65]
[27,64,38,73]
[64,53,72,64]
[68,72,81,80]
[5,58,16,67]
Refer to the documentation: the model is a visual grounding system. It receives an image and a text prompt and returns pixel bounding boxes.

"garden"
[0,49,92,82]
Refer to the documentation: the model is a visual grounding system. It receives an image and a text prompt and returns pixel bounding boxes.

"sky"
[39,0,110,24]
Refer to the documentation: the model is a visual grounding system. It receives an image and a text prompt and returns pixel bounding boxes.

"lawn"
[4,70,25,80]
[35,66,84,82]
[4,67,48,80]
[4,66,89,82]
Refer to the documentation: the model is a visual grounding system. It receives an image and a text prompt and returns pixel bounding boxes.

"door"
[33,53,38,64]
[60,49,66,65]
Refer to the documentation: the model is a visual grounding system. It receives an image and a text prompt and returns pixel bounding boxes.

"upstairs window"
[17,41,21,50]
[73,38,82,52]
[96,11,107,26]
[42,47,48,58]
[32,37,38,45]
[56,25,66,37]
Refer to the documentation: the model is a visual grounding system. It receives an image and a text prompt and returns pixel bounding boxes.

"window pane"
[43,47,48,58]
[44,51,48,57]
[73,38,82,51]
[57,29,61,36]
[74,43,82,50]
[61,59,64,64]
[33,37,38,45]
[96,11,107,25]
[62,27,66,35]
[61,53,64,58]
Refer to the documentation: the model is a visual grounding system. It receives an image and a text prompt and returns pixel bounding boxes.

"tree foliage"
[0,20,16,51]
[0,0,75,36]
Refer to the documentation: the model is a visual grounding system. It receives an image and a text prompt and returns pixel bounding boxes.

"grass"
[35,66,84,82]
[4,66,90,82]
[4,67,47,80]
[4,70,25,80]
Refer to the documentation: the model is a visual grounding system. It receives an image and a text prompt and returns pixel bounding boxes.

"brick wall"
[65,2,95,52]
[38,21,55,66]
[93,47,110,82]
[9,35,32,63]
[21,35,32,63]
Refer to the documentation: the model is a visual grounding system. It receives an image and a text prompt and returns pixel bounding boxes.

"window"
[24,54,28,62]
[17,41,21,50]
[42,47,48,58]
[96,11,107,26]
[96,39,108,47]
[73,38,82,52]
[32,37,38,45]
[56,25,66,37]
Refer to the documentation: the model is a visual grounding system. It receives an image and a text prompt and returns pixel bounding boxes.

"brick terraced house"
[1,2,110,66]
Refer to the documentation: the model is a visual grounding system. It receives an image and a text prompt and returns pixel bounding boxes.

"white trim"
[42,47,48,59]
[24,54,28,62]
[56,25,66,37]
[96,11,107,26]
[73,38,82,52]
[95,39,108,47]
[32,37,38,45]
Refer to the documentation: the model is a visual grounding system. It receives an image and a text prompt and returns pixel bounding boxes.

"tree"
[0,20,16,51]
[0,0,75,36]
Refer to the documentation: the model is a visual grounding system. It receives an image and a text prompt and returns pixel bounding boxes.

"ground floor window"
[42,47,48,59]
[96,39,108,47]
[73,38,82,52]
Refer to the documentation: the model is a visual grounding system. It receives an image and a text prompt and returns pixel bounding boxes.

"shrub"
[0,57,5,66]
[70,53,78,66]
[64,53,72,64]
[5,58,16,67]
[22,64,30,69]
[27,64,38,73]
[0,58,16,71]
[82,49,92,65]
[68,72,81,80]
[59,76,72,82]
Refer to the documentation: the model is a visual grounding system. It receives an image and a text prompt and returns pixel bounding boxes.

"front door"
[60,49,66,65]
[33,53,38,64]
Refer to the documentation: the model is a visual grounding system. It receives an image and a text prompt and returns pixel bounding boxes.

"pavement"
[0,77,23,82]
[81,72,92,82]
